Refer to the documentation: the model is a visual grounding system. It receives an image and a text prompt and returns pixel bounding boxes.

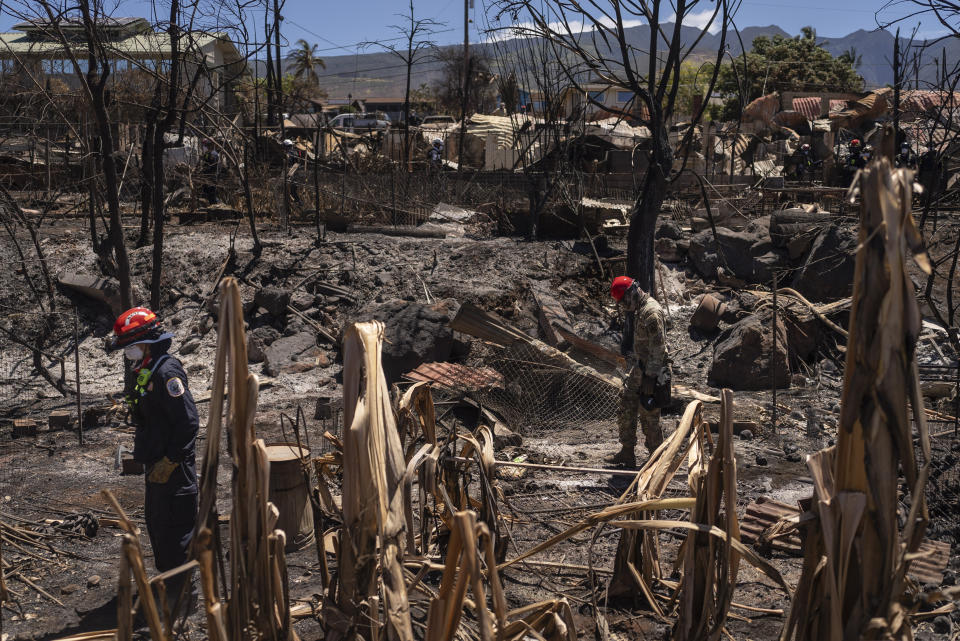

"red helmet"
[109,307,170,351]
[610,276,634,301]
[851,139,861,146]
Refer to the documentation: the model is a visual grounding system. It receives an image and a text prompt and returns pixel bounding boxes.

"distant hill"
[258,25,960,102]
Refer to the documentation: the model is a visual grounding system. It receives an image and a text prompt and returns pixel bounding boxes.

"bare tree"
[16,1,136,308]
[486,19,581,240]
[365,1,444,165]
[493,0,736,291]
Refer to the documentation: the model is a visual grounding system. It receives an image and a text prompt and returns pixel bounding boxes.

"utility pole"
[457,0,472,172]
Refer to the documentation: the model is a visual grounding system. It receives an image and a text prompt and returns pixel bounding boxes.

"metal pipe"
[74,306,83,446]
[772,271,779,436]
[448,455,651,478]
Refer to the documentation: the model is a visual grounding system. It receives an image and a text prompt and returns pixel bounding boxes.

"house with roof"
[0,17,245,115]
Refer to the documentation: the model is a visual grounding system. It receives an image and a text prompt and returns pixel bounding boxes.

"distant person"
[283,139,301,204]
[896,142,916,169]
[843,138,865,186]
[918,149,943,196]
[199,139,219,204]
[427,138,444,171]
[792,143,818,181]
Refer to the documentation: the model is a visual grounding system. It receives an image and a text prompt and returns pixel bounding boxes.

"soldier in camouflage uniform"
[606,276,667,468]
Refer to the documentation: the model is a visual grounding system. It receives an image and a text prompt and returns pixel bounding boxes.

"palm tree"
[290,39,325,84]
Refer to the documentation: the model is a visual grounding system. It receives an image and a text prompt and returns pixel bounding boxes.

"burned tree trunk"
[138,121,155,247]
[627,128,672,292]
[89,72,132,310]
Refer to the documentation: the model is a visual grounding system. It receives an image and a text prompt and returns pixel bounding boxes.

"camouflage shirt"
[622,293,667,378]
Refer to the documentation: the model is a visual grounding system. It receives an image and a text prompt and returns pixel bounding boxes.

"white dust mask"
[124,344,145,362]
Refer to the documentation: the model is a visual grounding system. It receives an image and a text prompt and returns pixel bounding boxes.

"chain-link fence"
[918,360,960,549]
[0,307,84,504]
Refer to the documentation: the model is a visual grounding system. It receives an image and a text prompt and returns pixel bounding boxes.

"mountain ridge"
[268,25,959,100]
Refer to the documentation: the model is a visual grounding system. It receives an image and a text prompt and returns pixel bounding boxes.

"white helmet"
[432,138,443,147]
[282,139,293,147]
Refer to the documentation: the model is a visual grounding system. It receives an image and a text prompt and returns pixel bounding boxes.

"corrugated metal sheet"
[792,96,822,120]
[901,90,960,114]
[405,362,505,392]
[752,158,781,178]
[829,88,892,126]
[829,99,847,112]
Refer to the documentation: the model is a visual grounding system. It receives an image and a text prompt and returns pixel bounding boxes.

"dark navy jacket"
[131,353,199,495]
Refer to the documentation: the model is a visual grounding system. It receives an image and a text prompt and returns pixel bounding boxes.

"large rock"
[264,331,318,375]
[688,220,791,285]
[791,224,857,301]
[779,301,823,362]
[709,311,790,390]
[247,326,280,363]
[255,287,291,316]
[353,299,459,384]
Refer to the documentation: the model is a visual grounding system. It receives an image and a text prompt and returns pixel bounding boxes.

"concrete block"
[49,410,74,431]
[13,418,37,438]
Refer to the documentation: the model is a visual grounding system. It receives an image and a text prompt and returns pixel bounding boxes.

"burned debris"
[1,1,960,641]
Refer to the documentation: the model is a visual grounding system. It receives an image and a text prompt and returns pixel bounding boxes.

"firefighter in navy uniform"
[109,307,198,616]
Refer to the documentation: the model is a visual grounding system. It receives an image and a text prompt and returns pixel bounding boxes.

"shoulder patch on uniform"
[166,377,185,397]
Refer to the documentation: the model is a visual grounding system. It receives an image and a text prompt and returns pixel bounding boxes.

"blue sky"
[0,0,949,53]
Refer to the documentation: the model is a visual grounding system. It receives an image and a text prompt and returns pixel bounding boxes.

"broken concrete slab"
[58,273,123,316]
[709,312,790,390]
[430,202,478,223]
[178,335,201,355]
[655,237,683,262]
[263,331,318,376]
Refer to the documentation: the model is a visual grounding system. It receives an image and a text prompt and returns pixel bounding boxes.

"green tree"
[665,61,712,118]
[715,27,864,118]
[289,39,325,84]
[838,47,863,70]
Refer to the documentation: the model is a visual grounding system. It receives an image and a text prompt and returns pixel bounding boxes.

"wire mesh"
[470,341,620,433]
[917,360,960,549]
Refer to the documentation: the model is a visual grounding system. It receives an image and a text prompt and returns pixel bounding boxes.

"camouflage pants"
[617,370,663,452]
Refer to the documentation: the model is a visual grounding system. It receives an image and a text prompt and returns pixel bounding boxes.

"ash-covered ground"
[1,212,958,640]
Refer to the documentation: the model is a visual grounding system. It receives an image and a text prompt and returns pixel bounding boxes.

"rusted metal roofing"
[829,99,847,112]
[405,362,505,392]
[742,92,779,123]
[740,497,951,583]
[792,96,822,121]
[829,88,892,126]
[901,90,960,115]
